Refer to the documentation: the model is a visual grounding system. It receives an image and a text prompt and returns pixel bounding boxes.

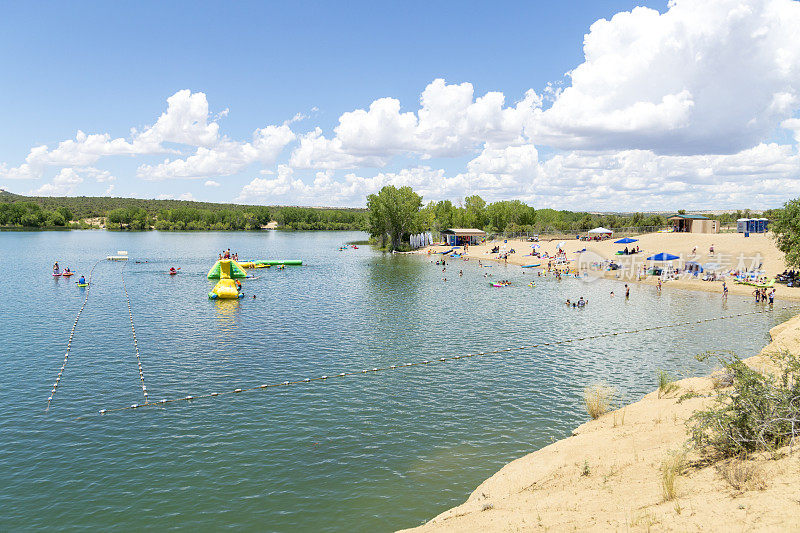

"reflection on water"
[213,298,242,329]
[0,230,792,532]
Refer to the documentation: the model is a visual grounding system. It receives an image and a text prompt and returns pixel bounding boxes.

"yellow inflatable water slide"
[207,259,247,299]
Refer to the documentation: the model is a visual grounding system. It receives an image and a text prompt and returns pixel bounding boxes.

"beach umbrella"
[614,237,638,244]
[530,243,540,249]
[647,252,680,261]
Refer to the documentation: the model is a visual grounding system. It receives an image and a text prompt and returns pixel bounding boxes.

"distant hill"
[0,192,367,231]
[0,191,365,218]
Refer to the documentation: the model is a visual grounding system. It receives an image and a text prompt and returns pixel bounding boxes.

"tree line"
[0,191,367,230]
[366,185,784,251]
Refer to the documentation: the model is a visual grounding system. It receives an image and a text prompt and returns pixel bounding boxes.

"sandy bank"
[402,311,800,532]
[422,231,800,301]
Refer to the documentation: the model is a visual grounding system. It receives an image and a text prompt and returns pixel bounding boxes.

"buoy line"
[46,259,104,412]
[121,262,149,404]
[79,305,797,419]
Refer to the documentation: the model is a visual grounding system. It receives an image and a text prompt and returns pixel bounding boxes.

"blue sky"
[1,0,799,210]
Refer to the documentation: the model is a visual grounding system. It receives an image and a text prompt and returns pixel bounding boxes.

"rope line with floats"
[79,305,797,419]
[46,259,103,412]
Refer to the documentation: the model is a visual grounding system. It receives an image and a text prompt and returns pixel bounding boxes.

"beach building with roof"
[668,214,719,233]
[441,228,486,246]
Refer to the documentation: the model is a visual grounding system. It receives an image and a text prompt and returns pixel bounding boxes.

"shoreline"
[403,308,800,531]
[420,231,800,302]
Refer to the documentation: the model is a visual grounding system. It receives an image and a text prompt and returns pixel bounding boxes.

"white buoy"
[282,381,289,385]
[211,392,218,396]
[303,378,311,382]
[99,409,106,414]
[131,404,138,408]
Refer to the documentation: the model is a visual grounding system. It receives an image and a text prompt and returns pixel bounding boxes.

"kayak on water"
[62,272,74,277]
[76,283,89,287]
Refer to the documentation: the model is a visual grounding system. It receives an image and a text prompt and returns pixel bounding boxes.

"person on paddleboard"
[53,262,60,275]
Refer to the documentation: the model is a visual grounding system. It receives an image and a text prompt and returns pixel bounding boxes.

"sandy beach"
[422,231,800,301]
[402,230,800,532]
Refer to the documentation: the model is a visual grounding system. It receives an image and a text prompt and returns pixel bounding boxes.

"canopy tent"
[588,227,613,235]
[647,252,680,261]
[685,260,704,274]
[614,237,638,244]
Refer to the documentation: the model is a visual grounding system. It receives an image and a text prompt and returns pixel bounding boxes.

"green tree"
[772,199,800,267]
[464,195,486,228]
[366,186,423,250]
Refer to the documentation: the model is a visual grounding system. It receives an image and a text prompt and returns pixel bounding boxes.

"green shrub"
[689,350,800,458]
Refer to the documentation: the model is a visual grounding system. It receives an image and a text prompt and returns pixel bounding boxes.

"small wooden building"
[441,228,486,246]
[668,214,719,233]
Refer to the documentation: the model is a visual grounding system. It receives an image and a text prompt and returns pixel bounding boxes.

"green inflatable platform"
[254,260,303,266]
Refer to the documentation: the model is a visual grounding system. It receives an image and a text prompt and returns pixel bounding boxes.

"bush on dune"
[690,350,800,459]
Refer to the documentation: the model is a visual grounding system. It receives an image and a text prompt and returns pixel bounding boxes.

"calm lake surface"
[1,231,792,531]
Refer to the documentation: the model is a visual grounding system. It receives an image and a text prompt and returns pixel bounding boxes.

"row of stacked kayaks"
[207,259,302,299]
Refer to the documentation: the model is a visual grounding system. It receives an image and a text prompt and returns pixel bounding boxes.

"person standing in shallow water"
[625,284,630,299]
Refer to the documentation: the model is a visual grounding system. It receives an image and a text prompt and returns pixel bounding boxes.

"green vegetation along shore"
[0,187,781,235]
[365,185,782,251]
[0,191,367,231]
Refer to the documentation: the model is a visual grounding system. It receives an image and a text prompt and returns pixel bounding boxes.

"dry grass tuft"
[584,384,615,419]
[660,450,687,501]
[716,458,768,492]
[657,370,680,398]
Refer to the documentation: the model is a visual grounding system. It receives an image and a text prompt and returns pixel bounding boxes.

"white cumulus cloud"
[32,168,84,196]
[137,124,296,180]
[534,0,800,154]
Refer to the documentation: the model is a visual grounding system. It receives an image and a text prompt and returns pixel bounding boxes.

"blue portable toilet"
[737,218,749,233]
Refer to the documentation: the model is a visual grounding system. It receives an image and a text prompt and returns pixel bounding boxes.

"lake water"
[1,231,792,531]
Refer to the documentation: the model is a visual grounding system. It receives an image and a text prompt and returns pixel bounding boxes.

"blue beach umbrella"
[647,252,680,261]
[615,237,638,244]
